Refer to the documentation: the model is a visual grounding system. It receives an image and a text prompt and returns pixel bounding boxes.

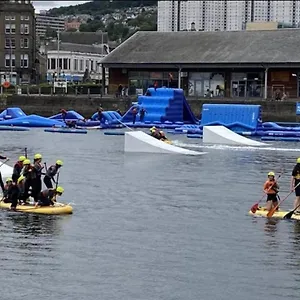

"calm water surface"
[1,129,300,300]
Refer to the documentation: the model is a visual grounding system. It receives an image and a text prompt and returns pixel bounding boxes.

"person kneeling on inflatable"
[35,186,64,207]
[3,178,20,211]
[264,172,279,211]
[158,130,167,141]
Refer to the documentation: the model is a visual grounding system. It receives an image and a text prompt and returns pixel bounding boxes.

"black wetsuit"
[12,161,23,183]
[38,189,56,206]
[4,183,20,209]
[44,165,58,189]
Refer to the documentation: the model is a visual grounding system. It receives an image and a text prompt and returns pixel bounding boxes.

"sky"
[33,1,90,13]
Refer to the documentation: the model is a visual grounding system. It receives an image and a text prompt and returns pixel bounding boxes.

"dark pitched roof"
[60,32,108,45]
[46,41,108,55]
[102,29,300,65]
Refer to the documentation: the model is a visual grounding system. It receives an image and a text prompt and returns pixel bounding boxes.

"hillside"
[48,0,158,42]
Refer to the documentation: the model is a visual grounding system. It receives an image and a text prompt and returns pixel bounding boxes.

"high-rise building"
[36,13,65,38]
[157,0,300,32]
[0,0,37,85]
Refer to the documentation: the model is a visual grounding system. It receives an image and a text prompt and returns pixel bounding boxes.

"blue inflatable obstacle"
[0,107,27,120]
[0,115,64,127]
[49,110,85,122]
[121,87,198,128]
[90,111,122,128]
[200,104,262,132]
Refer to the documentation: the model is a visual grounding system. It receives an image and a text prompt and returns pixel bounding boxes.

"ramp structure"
[124,131,204,155]
[0,163,13,178]
[0,107,26,120]
[122,88,198,124]
[203,126,267,146]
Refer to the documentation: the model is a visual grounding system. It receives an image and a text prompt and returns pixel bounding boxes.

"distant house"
[102,29,300,99]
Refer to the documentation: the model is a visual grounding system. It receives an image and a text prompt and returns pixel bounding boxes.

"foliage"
[48,0,157,42]
[45,26,57,38]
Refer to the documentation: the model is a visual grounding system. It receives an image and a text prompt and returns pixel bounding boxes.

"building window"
[5,24,10,34]
[86,60,89,69]
[21,54,29,68]
[11,24,16,34]
[20,38,29,48]
[63,58,68,70]
[5,38,15,49]
[74,59,78,71]
[25,16,29,20]
[5,16,10,20]
[50,58,56,69]
[5,39,10,48]
[5,54,15,68]
[91,61,94,70]
[24,24,29,34]
[11,16,15,20]
[47,59,50,69]
[79,59,83,71]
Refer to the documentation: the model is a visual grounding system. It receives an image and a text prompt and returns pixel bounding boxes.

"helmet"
[19,155,26,162]
[297,157,300,164]
[268,172,275,177]
[34,153,42,160]
[56,160,63,166]
[17,175,25,183]
[6,178,12,183]
[56,186,64,194]
[23,159,30,165]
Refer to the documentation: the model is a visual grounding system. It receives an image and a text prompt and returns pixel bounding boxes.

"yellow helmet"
[17,175,25,183]
[297,157,300,164]
[6,178,12,182]
[34,153,42,160]
[268,172,275,177]
[56,186,64,194]
[56,160,63,166]
[19,155,26,162]
[23,159,30,165]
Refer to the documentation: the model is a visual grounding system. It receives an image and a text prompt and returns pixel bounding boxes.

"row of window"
[5,38,29,48]
[4,54,29,68]
[5,24,30,34]
[5,15,29,20]
[48,58,100,72]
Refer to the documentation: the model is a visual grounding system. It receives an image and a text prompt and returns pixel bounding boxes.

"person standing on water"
[291,158,300,214]
[12,156,26,183]
[264,172,279,211]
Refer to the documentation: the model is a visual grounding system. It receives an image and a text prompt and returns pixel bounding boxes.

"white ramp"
[0,162,13,179]
[203,126,267,146]
[125,131,205,155]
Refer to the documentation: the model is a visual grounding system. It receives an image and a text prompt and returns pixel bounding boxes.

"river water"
[1,129,300,300]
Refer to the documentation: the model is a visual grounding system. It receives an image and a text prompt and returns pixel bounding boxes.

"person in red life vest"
[35,186,64,207]
[3,178,20,210]
[264,172,280,211]
[44,160,63,189]
[31,153,44,203]
[132,107,138,124]
[12,155,26,183]
[61,109,67,123]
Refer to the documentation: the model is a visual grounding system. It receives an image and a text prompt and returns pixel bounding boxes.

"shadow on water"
[1,211,72,237]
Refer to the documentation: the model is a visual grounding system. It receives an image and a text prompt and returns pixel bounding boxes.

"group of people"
[149,126,167,141]
[131,107,146,124]
[1,154,65,211]
[263,157,300,214]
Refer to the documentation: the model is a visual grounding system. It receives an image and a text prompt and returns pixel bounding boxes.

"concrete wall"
[2,95,299,122]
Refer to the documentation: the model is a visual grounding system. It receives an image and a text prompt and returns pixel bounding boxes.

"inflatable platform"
[121,88,198,128]
[124,131,204,155]
[0,115,64,127]
[0,107,26,120]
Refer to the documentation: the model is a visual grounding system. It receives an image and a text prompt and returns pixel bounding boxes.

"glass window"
[5,39,10,48]
[5,54,10,68]
[86,60,89,69]
[23,54,28,68]
[63,58,68,70]
[79,60,83,71]
[11,16,15,20]
[24,24,29,34]
[5,16,10,20]
[25,16,29,20]
[11,24,15,34]
[74,59,78,71]
[5,24,10,34]
[47,59,50,69]
[58,58,62,69]
[50,58,56,69]
[20,24,24,34]
[10,38,15,48]
[24,38,28,48]
[91,60,94,70]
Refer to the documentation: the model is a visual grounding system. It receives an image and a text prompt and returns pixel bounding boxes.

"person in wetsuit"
[264,172,279,212]
[139,107,146,122]
[3,177,20,210]
[12,155,26,183]
[36,186,64,207]
[20,159,34,203]
[291,157,300,214]
[0,154,8,194]
[31,154,43,203]
[44,160,63,189]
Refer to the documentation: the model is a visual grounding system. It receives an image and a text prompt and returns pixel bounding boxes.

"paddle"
[24,147,27,158]
[283,203,300,219]
[267,181,300,218]
[250,172,283,213]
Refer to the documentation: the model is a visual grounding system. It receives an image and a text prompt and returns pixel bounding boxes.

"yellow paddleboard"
[249,207,300,220]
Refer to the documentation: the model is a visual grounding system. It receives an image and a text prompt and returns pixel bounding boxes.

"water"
[1,129,300,300]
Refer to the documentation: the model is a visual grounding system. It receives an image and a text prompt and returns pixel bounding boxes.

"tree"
[45,27,57,38]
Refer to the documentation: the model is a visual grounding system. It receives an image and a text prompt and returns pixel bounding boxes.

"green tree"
[45,27,57,38]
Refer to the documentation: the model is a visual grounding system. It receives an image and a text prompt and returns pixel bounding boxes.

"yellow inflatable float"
[0,200,73,215]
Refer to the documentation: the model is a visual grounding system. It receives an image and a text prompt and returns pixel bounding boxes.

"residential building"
[42,41,109,83]
[101,30,300,100]
[0,0,37,85]
[36,12,65,37]
[65,20,82,31]
[158,0,300,32]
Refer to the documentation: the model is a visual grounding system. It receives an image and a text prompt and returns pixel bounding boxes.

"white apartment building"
[158,0,300,32]
[36,13,65,37]
[42,42,109,83]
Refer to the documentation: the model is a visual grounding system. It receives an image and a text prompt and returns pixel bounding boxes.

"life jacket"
[264,180,279,194]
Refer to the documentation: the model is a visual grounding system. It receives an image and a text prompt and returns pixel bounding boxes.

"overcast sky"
[33,1,90,13]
